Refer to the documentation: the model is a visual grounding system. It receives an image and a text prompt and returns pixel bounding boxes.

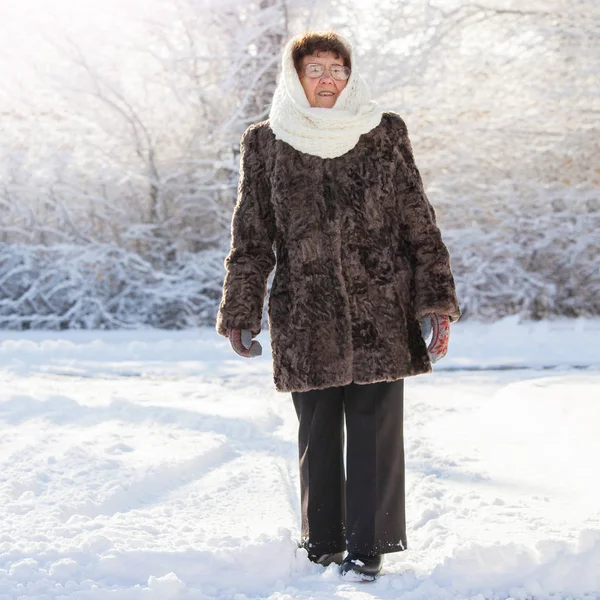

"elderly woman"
[216,31,461,580]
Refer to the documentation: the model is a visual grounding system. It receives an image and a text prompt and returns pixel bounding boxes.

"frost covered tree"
[0,0,303,328]
[336,0,600,319]
[0,0,598,329]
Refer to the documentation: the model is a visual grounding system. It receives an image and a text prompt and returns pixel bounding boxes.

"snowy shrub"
[0,244,224,330]
[444,189,600,321]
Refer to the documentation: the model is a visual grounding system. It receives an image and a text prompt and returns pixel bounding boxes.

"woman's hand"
[226,328,263,358]
[421,314,451,364]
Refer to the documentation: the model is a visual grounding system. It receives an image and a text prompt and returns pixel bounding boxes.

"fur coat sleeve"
[215,125,277,337]
[394,119,462,323]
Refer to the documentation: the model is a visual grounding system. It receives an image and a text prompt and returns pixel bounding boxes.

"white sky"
[0,0,165,108]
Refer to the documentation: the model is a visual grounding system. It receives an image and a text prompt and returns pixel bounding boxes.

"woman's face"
[298,51,349,109]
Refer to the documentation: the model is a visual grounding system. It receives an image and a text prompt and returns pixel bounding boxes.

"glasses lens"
[304,64,350,80]
[305,64,324,78]
[331,67,350,80]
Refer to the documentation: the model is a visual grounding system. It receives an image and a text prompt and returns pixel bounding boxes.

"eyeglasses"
[302,63,351,81]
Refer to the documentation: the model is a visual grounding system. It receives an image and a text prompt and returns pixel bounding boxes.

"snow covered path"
[0,319,599,599]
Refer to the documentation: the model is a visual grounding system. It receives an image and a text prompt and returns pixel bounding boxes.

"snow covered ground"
[0,316,599,600]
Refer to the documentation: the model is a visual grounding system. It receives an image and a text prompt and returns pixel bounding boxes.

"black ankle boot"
[339,551,383,580]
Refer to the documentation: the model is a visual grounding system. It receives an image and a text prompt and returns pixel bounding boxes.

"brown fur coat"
[216,111,461,393]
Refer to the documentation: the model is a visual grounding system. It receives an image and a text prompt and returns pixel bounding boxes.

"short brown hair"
[291,30,352,75]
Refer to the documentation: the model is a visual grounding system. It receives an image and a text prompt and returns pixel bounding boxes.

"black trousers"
[291,378,406,556]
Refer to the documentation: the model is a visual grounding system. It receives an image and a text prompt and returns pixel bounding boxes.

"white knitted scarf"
[268,33,384,159]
